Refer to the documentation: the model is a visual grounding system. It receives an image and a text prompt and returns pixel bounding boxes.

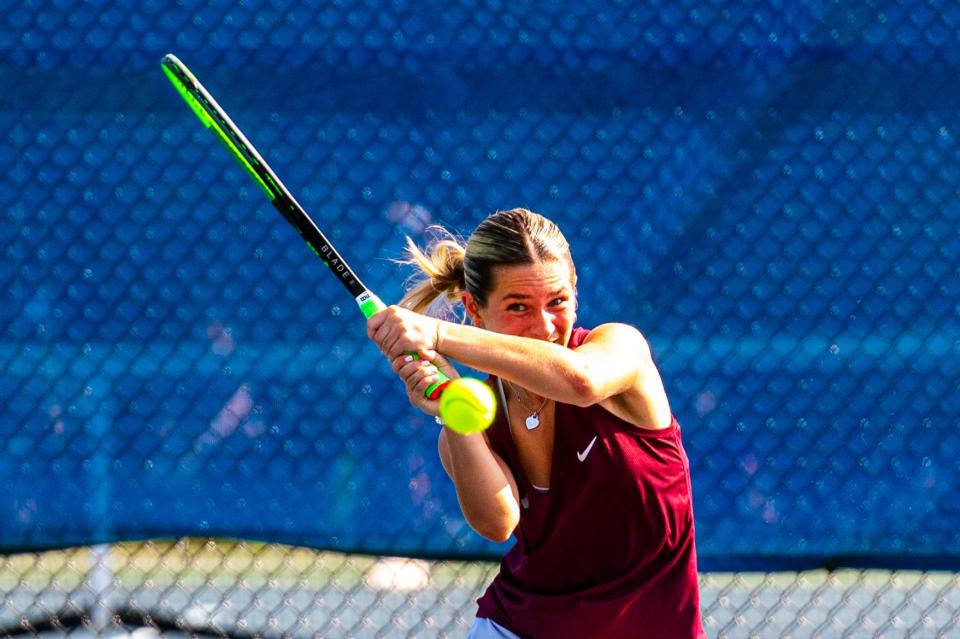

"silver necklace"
[506,381,548,430]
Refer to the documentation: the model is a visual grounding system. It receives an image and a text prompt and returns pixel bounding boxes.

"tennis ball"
[438,377,496,435]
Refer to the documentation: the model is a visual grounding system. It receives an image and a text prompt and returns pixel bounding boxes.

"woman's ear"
[462,291,484,328]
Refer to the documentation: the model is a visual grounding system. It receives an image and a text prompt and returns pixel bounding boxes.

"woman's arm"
[385,351,521,542]
[369,308,671,428]
[437,321,648,406]
[440,320,672,429]
[368,307,616,404]
[438,428,520,543]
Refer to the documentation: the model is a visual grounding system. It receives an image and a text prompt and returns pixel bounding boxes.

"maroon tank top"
[476,327,705,639]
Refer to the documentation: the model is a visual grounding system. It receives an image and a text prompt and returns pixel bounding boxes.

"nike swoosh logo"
[577,436,598,462]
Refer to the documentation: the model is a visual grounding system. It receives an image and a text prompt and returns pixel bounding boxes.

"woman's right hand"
[390,351,460,416]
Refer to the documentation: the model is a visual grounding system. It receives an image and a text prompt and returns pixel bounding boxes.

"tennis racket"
[161,53,449,399]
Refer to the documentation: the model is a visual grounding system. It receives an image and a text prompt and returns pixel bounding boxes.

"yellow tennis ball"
[438,377,496,435]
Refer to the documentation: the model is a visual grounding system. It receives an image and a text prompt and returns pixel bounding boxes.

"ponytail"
[399,228,468,316]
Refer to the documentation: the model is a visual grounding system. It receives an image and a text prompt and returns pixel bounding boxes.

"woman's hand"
[390,352,460,415]
[366,305,442,360]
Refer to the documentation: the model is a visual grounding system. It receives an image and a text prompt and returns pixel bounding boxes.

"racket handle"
[357,291,451,399]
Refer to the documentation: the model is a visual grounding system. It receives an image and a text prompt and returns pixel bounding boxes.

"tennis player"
[367,208,705,639]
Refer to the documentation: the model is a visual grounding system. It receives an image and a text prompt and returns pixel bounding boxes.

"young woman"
[367,208,705,639]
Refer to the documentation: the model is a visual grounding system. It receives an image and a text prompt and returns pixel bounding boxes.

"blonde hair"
[399,208,576,315]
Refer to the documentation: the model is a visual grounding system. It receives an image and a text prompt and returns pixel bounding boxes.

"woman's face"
[464,260,577,346]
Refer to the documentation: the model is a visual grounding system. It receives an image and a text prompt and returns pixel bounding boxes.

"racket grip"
[424,371,451,400]
[357,291,451,399]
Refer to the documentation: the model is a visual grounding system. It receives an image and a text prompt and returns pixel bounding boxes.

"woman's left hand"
[366,305,442,360]
[390,351,460,414]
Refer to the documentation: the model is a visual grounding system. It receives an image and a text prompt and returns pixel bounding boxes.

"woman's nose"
[529,309,555,340]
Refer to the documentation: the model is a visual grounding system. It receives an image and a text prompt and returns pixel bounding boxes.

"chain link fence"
[2,541,960,637]
[4,0,960,637]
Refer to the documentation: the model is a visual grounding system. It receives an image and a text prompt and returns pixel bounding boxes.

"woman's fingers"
[378,328,458,415]
[392,354,428,375]
[391,355,436,390]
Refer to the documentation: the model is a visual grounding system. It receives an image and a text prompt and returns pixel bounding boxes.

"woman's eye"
[507,303,527,312]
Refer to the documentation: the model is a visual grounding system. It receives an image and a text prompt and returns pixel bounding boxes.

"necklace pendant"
[525,414,540,430]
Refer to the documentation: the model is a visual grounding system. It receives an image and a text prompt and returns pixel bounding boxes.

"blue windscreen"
[3,1,959,568]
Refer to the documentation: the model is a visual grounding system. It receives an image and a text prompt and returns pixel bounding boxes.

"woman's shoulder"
[568,323,646,349]
[567,326,592,348]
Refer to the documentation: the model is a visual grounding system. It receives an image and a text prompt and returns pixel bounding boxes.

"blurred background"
[2,0,959,637]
